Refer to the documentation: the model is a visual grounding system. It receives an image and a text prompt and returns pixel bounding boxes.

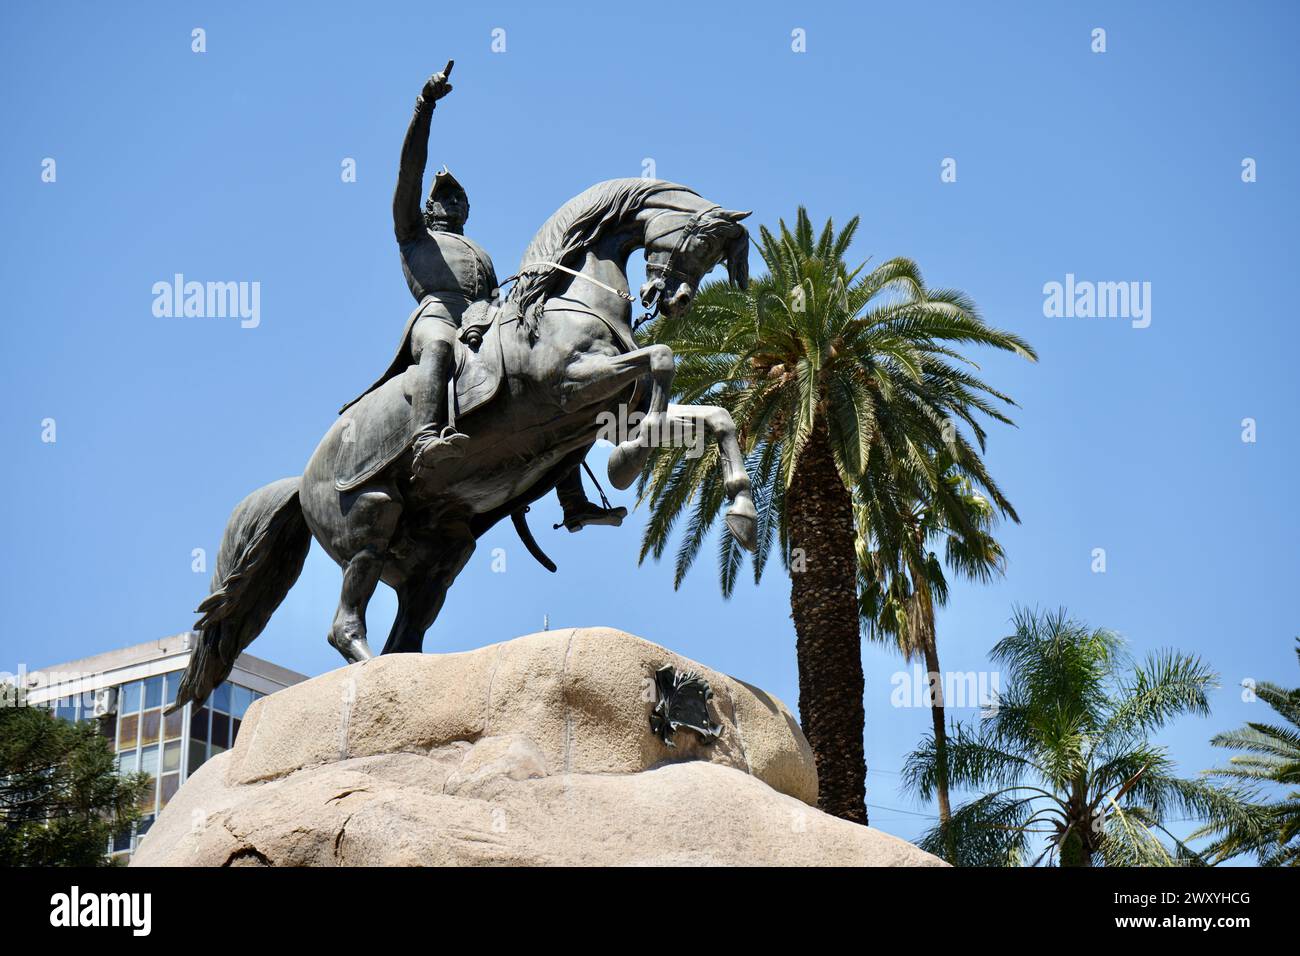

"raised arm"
[393,61,454,243]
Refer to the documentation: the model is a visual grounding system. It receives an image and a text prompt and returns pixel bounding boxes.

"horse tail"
[169,477,311,714]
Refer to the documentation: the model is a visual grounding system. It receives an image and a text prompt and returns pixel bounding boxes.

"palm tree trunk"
[1060,783,1093,865]
[907,568,953,829]
[920,633,955,858]
[788,417,867,824]
[1059,825,1092,866]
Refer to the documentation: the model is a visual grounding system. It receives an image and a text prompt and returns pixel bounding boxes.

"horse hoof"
[331,633,374,664]
[724,510,758,553]
[724,493,758,552]
[606,443,643,490]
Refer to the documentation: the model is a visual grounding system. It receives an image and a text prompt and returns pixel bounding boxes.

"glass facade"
[40,669,266,861]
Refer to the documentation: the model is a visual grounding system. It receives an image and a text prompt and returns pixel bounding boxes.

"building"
[21,633,307,861]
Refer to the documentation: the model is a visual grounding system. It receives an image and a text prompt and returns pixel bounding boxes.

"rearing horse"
[172,179,756,711]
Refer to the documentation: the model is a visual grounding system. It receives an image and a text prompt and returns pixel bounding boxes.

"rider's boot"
[410,339,468,476]
[555,466,627,532]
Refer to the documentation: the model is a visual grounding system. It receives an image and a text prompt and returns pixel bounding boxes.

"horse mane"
[509,178,701,338]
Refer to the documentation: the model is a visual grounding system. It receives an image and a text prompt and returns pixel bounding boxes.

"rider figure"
[392,62,625,530]
[393,64,493,473]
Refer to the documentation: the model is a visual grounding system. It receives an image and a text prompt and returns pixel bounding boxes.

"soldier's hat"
[425,166,469,220]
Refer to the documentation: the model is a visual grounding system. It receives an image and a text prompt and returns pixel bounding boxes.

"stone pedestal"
[131,627,943,866]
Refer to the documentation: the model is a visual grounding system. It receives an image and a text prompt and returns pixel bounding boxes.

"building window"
[119,680,141,715]
[163,672,179,708]
[189,740,207,775]
[232,685,254,719]
[143,676,163,710]
[162,739,181,774]
[112,826,132,854]
[118,713,139,750]
[163,707,182,741]
[212,712,230,752]
[190,706,209,742]
[140,709,161,747]
[139,744,159,813]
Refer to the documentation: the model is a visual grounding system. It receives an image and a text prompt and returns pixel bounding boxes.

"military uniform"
[341,93,495,436]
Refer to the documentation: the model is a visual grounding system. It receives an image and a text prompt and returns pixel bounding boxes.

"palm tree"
[904,608,1258,865]
[1194,639,1300,865]
[637,209,1035,822]
[857,450,1012,849]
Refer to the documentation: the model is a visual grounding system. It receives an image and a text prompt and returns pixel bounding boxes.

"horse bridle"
[643,204,721,291]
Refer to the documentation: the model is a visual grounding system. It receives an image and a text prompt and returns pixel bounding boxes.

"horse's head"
[640,205,751,318]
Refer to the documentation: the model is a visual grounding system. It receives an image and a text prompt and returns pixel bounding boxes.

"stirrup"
[558,503,628,532]
[411,424,469,476]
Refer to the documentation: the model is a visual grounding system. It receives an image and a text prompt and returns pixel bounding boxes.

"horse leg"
[328,484,401,663]
[381,520,475,654]
[559,343,675,490]
[660,402,757,552]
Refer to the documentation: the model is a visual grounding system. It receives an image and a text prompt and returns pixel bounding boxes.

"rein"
[503,260,636,302]
[497,261,644,353]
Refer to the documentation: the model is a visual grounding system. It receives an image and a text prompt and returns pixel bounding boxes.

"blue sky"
[2,1,1297,851]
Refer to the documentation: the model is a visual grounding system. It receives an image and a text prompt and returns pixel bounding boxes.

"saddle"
[334,299,508,492]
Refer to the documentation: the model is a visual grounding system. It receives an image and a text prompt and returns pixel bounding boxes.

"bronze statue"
[171,65,756,714]
[345,61,623,532]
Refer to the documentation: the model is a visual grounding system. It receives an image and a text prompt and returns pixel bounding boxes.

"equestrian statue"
[171,62,755,713]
